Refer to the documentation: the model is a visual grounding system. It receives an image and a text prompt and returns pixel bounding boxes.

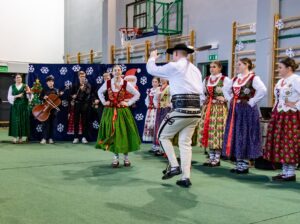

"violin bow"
[45,98,61,111]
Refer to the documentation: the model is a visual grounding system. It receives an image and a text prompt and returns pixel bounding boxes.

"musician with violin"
[7,73,32,144]
[39,75,62,144]
[71,71,91,144]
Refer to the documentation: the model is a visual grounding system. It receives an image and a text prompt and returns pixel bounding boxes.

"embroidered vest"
[12,84,28,105]
[232,75,256,101]
[124,85,139,100]
[205,76,226,99]
[159,85,171,108]
[107,80,127,107]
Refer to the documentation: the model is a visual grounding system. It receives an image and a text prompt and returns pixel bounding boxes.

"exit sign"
[0,65,8,72]
[208,54,218,61]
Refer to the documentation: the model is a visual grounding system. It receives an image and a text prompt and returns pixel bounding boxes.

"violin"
[92,99,100,109]
[15,84,31,100]
[32,93,61,122]
[71,83,87,106]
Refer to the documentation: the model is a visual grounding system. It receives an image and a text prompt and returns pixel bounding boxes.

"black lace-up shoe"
[176,178,192,188]
[162,166,181,180]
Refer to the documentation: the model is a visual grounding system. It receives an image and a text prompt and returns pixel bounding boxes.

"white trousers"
[158,111,201,179]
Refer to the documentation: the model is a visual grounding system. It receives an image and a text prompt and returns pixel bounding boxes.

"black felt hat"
[166,43,194,54]
[46,75,55,82]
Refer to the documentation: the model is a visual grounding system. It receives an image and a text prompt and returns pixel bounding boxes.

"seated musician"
[40,75,62,144]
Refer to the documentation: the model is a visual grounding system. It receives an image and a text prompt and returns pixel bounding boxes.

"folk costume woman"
[152,78,171,155]
[8,74,31,143]
[96,65,141,168]
[222,58,267,174]
[142,77,160,143]
[198,61,232,167]
[264,57,300,182]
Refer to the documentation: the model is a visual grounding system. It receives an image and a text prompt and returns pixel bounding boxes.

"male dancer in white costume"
[147,43,204,187]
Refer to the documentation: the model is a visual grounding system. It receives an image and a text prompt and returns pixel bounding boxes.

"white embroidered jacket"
[274,74,300,112]
[145,87,159,108]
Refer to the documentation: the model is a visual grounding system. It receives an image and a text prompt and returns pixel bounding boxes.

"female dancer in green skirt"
[7,74,32,143]
[96,65,141,167]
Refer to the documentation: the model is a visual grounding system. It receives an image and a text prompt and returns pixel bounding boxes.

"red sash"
[201,86,214,147]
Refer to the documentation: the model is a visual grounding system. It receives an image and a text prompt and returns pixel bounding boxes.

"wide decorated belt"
[174,108,201,114]
[171,94,200,109]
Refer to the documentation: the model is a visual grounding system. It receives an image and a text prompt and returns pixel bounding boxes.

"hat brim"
[166,47,194,55]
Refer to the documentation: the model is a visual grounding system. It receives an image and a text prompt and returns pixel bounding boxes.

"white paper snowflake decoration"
[135,113,144,121]
[120,64,127,72]
[285,48,295,58]
[250,23,256,33]
[61,100,69,107]
[36,124,43,133]
[57,123,64,133]
[64,80,72,89]
[96,76,103,84]
[72,65,81,72]
[140,76,147,85]
[86,67,94,76]
[59,67,68,75]
[275,19,284,30]
[28,65,35,73]
[40,67,49,74]
[107,67,113,73]
[93,121,99,129]
[235,41,245,52]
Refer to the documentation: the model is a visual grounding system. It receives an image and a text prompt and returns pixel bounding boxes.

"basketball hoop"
[119,27,142,48]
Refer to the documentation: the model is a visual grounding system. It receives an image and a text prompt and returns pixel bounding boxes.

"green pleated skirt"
[95,107,141,153]
[9,100,30,137]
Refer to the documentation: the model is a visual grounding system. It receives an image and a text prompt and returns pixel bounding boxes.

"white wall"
[65,0,103,56]
[185,0,257,73]
[280,0,300,17]
[279,0,300,48]
[0,0,64,63]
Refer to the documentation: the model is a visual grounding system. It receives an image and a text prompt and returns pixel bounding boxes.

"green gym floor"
[0,128,299,224]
